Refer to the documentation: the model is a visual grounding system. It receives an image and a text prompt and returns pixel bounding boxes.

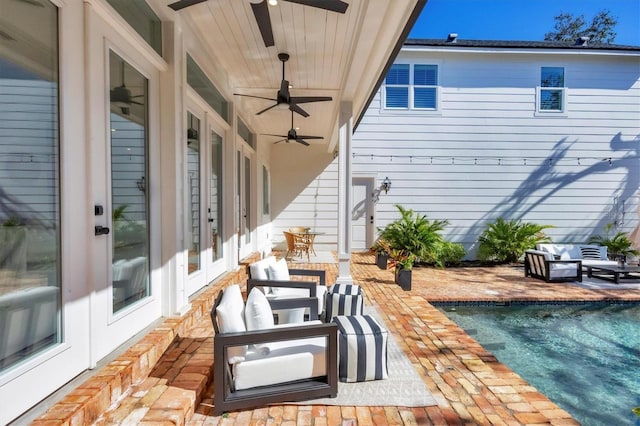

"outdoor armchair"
[247,256,328,322]
[524,249,582,282]
[211,285,338,415]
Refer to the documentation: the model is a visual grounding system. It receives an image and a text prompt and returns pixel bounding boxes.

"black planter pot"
[376,252,389,270]
[394,267,412,291]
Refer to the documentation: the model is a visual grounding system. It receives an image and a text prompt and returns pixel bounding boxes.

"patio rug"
[289,250,337,264]
[286,306,437,407]
[566,276,640,290]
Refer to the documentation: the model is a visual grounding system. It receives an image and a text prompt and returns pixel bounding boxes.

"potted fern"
[588,223,639,262]
[371,238,391,269]
[389,249,415,291]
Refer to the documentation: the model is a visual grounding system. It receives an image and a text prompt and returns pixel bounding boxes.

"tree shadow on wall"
[465,132,640,253]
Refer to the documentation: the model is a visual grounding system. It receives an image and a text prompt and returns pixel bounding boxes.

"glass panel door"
[209,131,223,263]
[186,112,201,275]
[0,0,61,372]
[237,147,252,259]
[109,51,150,313]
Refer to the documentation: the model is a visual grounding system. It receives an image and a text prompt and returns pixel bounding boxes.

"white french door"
[86,13,162,364]
[237,144,254,260]
[186,99,228,295]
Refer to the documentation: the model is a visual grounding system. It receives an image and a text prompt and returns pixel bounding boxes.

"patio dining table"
[291,230,324,256]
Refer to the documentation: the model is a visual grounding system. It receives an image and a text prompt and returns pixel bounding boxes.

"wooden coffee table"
[586,265,640,284]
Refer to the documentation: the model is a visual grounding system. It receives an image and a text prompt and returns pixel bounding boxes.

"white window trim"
[535,86,568,117]
[536,66,567,116]
[381,62,441,113]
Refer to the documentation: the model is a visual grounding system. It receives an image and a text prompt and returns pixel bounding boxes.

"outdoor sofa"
[211,284,338,415]
[535,243,618,270]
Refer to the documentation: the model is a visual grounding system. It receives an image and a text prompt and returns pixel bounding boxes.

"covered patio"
[30,253,640,424]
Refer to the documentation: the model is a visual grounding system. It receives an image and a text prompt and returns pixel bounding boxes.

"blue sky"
[409,0,640,46]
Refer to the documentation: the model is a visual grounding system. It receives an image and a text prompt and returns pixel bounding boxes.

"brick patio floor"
[33,252,640,425]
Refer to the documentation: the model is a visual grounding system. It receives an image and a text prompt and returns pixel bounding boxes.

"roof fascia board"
[353,0,427,130]
[401,45,640,57]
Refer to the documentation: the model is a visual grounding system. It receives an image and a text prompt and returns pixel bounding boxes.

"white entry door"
[352,177,375,251]
[86,18,162,364]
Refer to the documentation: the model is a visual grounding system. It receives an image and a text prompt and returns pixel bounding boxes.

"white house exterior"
[273,38,640,256]
[0,1,426,423]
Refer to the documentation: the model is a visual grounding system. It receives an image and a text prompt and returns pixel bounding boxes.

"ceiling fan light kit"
[234,52,332,118]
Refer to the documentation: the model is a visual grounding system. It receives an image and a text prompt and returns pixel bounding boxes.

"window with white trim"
[539,67,565,112]
[384,64,438,110]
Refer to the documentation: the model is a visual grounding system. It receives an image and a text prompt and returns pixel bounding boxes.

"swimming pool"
[437,302,640,426]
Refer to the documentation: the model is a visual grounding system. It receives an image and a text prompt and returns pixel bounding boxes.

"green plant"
[477,218,552,264]
[434,241,466,267]
[370,238,391,254]
[389,249,416,270]
[2,216,22,227]
[588,223,639,259]
[378,205,447,264]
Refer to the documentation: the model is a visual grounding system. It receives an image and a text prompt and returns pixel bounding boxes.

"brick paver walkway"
[34,252,640,425]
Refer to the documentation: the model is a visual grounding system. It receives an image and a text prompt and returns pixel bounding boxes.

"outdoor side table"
[325,283,364,321]
[332,314,388,382]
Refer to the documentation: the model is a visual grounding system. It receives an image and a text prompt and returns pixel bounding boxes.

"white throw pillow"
[249,256,277,280]
[215,284,247,364]
[268,258,290,281]
[245,288,275,330]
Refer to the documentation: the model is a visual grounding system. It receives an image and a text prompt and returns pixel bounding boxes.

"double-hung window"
[538,67,565,112]
[384,64,438,110]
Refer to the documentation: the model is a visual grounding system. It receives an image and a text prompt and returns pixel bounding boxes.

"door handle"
[95,225,110,236]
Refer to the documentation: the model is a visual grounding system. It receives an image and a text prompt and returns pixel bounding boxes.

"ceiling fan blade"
[168,0,207,11]
[295,138,311,146]
[234,93,277,102]
[16,0,44,7]
[296,135,323,140]
[283,0,349,13]
[256,103,279,115]
[263,134,288,138]
[289,103,310,118]
[273,139,287,144]
[290,96,332,104]
[251,0,275,47]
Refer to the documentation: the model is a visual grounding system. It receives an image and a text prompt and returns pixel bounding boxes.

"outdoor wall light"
[136,176,146,193]
[381,177,392,194]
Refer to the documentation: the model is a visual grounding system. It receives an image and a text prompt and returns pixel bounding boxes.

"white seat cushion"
[233,334,327,390]
[549,262,579,279]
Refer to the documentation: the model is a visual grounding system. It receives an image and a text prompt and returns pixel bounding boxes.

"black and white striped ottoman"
[332,314,388,382]
[325,284,364,321]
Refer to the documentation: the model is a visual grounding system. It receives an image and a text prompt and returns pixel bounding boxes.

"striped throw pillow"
[580,246,602,260]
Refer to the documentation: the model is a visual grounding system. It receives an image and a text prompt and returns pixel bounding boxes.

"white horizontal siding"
[271,159,338,251]
[353,49,640,257]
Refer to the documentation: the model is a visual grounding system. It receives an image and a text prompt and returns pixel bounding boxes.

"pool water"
[438,303,640,426]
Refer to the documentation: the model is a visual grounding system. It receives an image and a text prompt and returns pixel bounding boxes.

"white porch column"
[159,22,190,316]
[336,102,354,284]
